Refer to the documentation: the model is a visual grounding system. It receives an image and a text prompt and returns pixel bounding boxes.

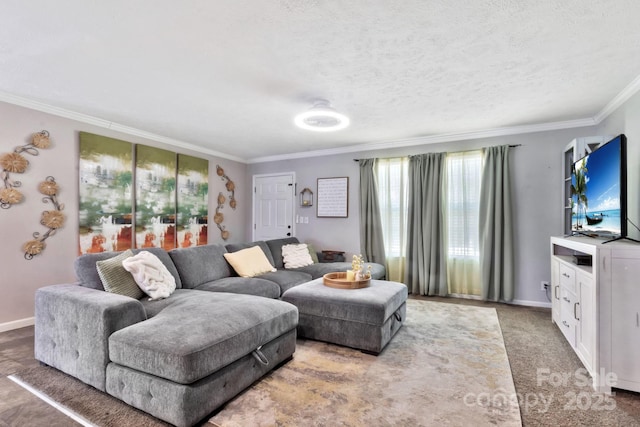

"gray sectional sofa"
[34,237,385,427]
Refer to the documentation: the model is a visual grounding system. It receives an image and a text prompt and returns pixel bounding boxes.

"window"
[376,158,408,282]
[446,150,482,295]
[374,151,483,294]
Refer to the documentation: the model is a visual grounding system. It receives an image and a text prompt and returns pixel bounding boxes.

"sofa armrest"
[35,284,146,391]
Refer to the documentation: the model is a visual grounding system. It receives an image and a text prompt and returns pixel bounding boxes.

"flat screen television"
[571,134,628,242]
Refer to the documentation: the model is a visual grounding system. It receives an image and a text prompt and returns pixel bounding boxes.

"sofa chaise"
[34,237,385,426]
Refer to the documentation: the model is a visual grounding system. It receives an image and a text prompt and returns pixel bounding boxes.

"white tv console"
[551,236,640,393]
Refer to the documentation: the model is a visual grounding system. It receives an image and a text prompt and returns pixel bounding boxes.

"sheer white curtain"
[445,150,482,296]
[376,158,409,283]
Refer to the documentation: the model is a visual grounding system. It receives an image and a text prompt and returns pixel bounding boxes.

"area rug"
[10,299,521,426]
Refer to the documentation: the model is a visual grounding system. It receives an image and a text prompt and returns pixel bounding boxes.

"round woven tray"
[322,272,370,289]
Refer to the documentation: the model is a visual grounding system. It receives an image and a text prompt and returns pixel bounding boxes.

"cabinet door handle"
[574,302,580,321]
[554,285,559,300]
[563,296,570,303]
[562,320,570,328]
[562,273,571,278]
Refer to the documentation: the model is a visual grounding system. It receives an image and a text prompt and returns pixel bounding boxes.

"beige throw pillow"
[96,250,145,299]
[223,246,276,277]
[282,243,314,269]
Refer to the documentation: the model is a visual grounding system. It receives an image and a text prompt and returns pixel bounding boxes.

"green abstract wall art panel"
[135,145,177,250]
[78,132,133,254]
[177,154,209,247]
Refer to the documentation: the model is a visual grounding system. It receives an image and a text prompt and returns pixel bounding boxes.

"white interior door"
[253,173,295,241]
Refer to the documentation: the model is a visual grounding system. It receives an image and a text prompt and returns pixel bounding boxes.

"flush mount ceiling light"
[294,99,350,132]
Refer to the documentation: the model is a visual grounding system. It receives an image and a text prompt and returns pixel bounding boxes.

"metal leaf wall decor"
[0,130,63,259]
[23,176,65,260]
[0,130,51,209]
[214,165,237,240]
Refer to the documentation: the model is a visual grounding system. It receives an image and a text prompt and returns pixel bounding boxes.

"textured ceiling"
[1,1,640,162]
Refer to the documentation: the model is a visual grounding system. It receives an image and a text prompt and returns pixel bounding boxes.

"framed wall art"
[317,177,349,218]
[78,132,210,254]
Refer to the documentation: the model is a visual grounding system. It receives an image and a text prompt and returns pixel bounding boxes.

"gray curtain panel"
[359,159,386,264]
[405,153,448,296]
[479,145,514,302]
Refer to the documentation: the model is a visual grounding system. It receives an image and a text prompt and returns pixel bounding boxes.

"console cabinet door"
[551,258,561,325]
[560,286,577,346]
[612,257,640,386]
[576,270,595,373]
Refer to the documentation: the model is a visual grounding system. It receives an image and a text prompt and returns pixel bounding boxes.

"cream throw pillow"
[96,250,145,299]
[122,251,176,301]
[223,246,276,277]
[282,243,314,269]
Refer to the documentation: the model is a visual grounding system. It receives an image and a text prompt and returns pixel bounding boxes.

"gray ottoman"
[282,278,407,354]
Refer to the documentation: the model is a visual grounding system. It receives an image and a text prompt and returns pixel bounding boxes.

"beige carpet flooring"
[10,299,521,426]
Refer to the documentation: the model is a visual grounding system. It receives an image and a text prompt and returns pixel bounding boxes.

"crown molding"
[593,74,640,124]
[0,91,246,163]
[6,74,640,166]
[247,118,597,163]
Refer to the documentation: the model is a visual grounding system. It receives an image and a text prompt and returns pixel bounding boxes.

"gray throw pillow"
[306,243,319,263]
[96,250,144,299]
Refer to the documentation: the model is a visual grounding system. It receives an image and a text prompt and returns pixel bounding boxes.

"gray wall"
[597,90,640,241]
[0,101,248,328]
[248,127,602,306]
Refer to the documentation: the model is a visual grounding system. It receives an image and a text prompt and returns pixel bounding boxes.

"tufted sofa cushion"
[193,276,281,299]
[168,244,231,288]
[138,289,199,318]
[108,291,298,384]
[256,270,312,294]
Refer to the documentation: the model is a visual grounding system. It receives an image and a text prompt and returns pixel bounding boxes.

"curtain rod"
[353,144,521,161]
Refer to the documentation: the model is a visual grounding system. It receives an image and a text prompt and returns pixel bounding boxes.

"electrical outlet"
[541,281,549,291]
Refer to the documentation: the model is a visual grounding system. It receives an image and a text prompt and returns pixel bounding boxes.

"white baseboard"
[447,293,552,308]
[510,299,552,308]
[0,317,35,333]
[448,293,483,300]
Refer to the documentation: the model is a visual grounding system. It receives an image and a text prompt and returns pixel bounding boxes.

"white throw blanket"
[122,251,176,300]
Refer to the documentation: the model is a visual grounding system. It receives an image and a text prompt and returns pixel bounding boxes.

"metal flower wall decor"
[214,165,237,240]
[23,176,65,260]
[0,130,51,208]
[0,130,64,259]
